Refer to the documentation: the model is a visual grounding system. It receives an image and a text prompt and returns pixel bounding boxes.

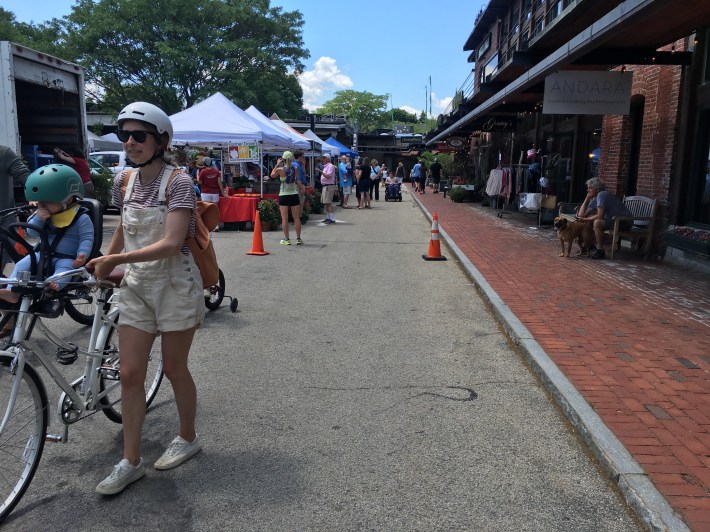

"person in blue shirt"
[411,161,421,192]
[294,151,308,207]
[338,155,352,208]
[0,164,93,309]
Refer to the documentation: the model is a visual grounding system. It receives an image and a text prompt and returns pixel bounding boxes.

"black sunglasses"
[116,129,159,143]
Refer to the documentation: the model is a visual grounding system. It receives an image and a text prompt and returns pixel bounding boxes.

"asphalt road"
[4,189,641,531]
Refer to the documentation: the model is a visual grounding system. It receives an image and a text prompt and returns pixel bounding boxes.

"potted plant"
[663,224,710,258]
[448,186,467,203]
[256,199,280,231]
[309,191,324,214]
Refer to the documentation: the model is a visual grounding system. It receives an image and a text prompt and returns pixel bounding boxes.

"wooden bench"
[605,195,658,260]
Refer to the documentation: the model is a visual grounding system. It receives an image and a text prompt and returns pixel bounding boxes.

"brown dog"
[554,216,588,257]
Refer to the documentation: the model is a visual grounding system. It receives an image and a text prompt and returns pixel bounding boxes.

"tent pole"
[259,142,263,198]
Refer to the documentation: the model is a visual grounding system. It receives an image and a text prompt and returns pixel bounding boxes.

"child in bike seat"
[0,164,94,304]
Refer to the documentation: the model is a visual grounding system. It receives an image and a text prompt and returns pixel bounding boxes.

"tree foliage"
[317,90,388,133]
[3,1,309,116]
[392,108,418,123]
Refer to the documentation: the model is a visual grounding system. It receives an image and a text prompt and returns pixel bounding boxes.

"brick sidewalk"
[412,187,710,530]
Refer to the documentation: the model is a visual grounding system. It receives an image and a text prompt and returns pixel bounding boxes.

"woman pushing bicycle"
[87,101,205,495]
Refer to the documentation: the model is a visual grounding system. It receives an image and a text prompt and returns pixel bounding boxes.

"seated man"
[385,172,400,185]
[576,177,633,260]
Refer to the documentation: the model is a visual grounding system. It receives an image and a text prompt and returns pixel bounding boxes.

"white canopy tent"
[170,92,263,146]
[302,129,339,157]
[88,130,122,151]
[244,106,310,151]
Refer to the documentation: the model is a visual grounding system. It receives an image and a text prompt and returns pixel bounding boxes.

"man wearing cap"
[320,154,337,224]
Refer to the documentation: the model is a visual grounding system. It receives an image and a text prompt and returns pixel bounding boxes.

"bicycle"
[0,266,163,522]
[204,267,238,312]
[0,202,111,327]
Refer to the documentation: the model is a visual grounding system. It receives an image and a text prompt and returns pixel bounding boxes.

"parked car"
[89,151,131,175]
[88,156,109,177]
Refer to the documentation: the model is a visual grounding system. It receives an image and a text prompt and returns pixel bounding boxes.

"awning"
[429,0,710,145]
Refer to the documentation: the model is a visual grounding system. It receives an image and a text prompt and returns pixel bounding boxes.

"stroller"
[384,182,402,202]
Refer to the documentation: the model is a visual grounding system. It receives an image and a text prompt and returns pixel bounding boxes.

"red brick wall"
[598,41,685,207]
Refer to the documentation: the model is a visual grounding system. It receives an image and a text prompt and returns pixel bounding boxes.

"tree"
[392,108,418,123]
[318,90,388,133]
[6,0,309,115]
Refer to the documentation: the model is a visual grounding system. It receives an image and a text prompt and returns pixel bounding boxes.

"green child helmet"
[25,164,84,204]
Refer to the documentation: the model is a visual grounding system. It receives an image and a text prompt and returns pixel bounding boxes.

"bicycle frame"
[0,269,118,441]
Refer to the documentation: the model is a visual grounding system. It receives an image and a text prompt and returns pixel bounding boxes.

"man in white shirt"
[320,154,337,224]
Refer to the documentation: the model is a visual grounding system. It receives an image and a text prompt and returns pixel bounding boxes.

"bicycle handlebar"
[0,267,115,290]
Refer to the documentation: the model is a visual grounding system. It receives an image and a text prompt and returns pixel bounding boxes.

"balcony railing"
[439,69,476,119]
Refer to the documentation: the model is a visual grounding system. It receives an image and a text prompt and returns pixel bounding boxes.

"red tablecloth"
[219,196,260,222]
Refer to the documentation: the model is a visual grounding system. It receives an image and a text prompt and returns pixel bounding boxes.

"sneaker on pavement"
[154,435,202,470]
[320,218,329,223]
[296,238,304,245]
[279,239,291,245]
[591,249,606,260]
[96,458,145,495]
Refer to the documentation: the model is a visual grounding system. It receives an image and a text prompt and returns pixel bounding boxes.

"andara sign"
[543,71,632,115]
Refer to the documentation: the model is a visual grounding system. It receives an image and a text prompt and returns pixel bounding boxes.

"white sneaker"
[154,435,202,470]
[96,458,145,495]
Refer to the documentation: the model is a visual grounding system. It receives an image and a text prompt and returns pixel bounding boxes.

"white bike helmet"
[117,101,173,144]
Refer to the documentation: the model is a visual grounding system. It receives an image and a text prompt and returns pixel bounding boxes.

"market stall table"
[219,194,261,223]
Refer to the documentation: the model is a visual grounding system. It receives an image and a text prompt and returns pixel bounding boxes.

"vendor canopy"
[302,129,339,157]
[325,136,358,157]
[244,106,310,151]
[170,92,262,146]
[269,115,321,155]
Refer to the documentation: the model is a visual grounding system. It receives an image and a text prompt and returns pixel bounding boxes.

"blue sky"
[4,0,486,116]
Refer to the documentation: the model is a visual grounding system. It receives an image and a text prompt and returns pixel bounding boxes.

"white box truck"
[0,41,88,178]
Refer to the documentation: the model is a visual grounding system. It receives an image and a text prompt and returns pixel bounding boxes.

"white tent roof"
[88,130,122,151]
[302,129,339,156]
[269,116,321,155]
[170,92,262,146]
[244,106,310,151]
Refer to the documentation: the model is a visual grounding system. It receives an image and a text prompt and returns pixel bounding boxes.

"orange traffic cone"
[247,211,270,256]
[422,213,447,261]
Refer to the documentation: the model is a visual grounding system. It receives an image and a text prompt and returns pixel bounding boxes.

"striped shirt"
[112,167,197,255]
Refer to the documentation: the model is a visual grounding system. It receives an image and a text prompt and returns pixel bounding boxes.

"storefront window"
[696,117,710,224]
[483,54,499,83]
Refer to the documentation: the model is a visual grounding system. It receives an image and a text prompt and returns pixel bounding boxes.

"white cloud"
[400,105,421,116]
[400,93,453,119]
[432,93,453,115]
[298,57,353,111]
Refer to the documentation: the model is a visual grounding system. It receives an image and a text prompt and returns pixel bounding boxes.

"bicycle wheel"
[204,269,225,311]
[0,353,48,523]
[64,286,114,327]
[99,314,164,424]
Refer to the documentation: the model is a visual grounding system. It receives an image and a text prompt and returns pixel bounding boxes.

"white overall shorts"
[119,167,205,334]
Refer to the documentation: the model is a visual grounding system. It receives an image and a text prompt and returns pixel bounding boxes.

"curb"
[413,197,689,532]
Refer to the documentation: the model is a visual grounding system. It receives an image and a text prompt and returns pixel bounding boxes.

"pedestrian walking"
[89,101,205,495]
[411,160,421,191]
[430,157,442,193]
[418,160,428,194]
[338,155,352,208]
[356,157,371,209]
[320,154,337,224]
[369,159,382,200]
[395,162,406,183]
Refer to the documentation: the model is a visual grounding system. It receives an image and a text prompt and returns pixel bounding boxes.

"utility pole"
[429,75,432,120]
